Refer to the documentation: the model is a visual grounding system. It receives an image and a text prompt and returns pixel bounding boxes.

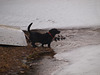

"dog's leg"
[32,42,37,47]
[42,44,44,47]
[48,43,51,48]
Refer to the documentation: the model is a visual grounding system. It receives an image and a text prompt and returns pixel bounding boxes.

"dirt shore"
[0,31,54,75]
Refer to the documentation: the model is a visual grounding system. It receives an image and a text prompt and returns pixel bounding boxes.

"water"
[26,28,100,75]
[0,0,100,30]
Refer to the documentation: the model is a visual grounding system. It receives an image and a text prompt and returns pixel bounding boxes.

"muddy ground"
[0,30,55,75]
[0,28,100,75]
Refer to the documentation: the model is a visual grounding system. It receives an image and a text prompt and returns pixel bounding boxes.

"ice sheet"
[0,0,100,30]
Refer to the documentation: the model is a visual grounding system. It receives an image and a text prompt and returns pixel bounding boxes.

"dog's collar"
[48,32,55,39]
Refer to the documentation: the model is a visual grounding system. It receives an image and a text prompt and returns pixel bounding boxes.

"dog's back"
[27,23,60,47]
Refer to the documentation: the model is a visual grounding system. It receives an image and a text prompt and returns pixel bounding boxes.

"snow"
[0,25,27,46]
[50,29,100,75]
[0,0,100,30]
[52,45,100,75]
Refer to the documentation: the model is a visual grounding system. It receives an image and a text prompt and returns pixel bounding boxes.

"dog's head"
[49,28,60,34]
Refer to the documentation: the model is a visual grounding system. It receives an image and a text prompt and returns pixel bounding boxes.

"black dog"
[28,23,60,47]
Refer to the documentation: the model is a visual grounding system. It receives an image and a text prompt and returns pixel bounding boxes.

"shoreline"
[0,28,100,75]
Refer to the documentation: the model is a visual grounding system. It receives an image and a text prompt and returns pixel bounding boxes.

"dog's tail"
[28,22,33,34]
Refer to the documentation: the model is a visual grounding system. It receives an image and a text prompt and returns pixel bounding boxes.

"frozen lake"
[0,0,100,30]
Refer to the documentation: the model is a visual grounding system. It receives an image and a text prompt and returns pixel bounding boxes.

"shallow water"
[26,28,100,75]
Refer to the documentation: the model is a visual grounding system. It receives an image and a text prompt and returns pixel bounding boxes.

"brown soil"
[0,31,54,75]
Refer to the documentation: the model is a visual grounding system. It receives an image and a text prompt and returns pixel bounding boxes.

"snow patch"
[52,45,100,75]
